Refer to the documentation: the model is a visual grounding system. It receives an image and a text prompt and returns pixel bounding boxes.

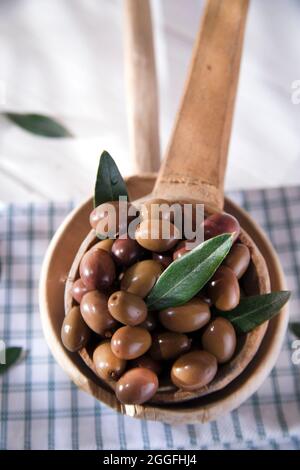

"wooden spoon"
[64,0,273,405]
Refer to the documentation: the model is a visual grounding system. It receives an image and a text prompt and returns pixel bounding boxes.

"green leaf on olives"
[94,151,129,208]
[146,233,234,310]
[215,291,291,333]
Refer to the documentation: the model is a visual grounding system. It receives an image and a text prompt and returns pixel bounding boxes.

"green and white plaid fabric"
[0,186,299,450]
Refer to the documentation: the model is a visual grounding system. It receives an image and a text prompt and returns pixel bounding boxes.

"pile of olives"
[61,199,251,405]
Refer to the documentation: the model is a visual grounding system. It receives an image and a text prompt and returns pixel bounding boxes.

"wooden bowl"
[39,174,289,423]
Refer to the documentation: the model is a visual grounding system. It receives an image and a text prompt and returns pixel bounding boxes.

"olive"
[197,291,213,306]
[135,219,180,252]
[152,252,173,269]
[91,239,114,253]
[80,248,116,291]
[150,332,191,360]
[159,299,211,333]
[173,240,190,260]
[171,350,217,391]
[108,291,147,326]
[204,212,240,242]
[140,198,172,221]
[139,312,157,331]
[131,355,162,375]
[61,306,91,352]
[121,260,163,298]
[93,341,126,382]
[202,317,236,364]
[111,238,146,267]
[115,367,158,404]
[90,201,135,237]
[111,326,152,360]
[206,266,240,311]
[71,278,90,304]
[80,291,118,336]
[224,243,250,279]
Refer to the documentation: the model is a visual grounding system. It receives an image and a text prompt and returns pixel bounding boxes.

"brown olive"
[111,238,146,267]
[159,299,211,333]
[108,291,147,326]
[91,239,114,253]
[90,201,135,237]
[202,317,236,364]
[61,306,91,352]
[80,291,118,336]
[135,219,180,252]
[80,248,116,291]
[224,243,250,279]
[121,260,163,298]
[111,326,152,360]
[152,252,173,269]
[131,355,162,375]
[206,265,240,311]
[93,341,126,382]
[71,278,90,304]
[171,350,217,391]
[115,367,158,404]
[204,212,240,242]
[150,332,191,360]
[140,198,173,221]
[139,312,157,332]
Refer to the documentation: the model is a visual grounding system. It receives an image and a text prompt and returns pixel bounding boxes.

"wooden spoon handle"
[124,0,160,173]
[153,0,249,209]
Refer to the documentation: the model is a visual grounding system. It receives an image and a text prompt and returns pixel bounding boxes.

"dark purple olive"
[204,212,240,242]
[111,238,146,267]
[150,332,191,360]
[152,252,173,269]
[71,278,91,304]
[131,355,162,376]
[79,248,116,291]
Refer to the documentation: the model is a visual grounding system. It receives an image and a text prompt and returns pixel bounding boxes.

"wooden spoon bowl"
[64,189,270,405]
[39,173,288,422]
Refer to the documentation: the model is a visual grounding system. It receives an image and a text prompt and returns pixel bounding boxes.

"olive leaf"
[289,323,300,339]
[0,347,24,375]
[94,151,129,208]
[216,291,291,333]
[3,112,73,137]
[146,233,234,311]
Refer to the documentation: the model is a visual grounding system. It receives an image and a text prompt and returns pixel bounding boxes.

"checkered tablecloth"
[0,187,300,450]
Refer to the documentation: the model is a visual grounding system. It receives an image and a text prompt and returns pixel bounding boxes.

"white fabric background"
[0,0,299,202]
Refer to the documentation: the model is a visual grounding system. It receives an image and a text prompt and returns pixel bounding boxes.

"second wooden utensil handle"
[153,0,249,210]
